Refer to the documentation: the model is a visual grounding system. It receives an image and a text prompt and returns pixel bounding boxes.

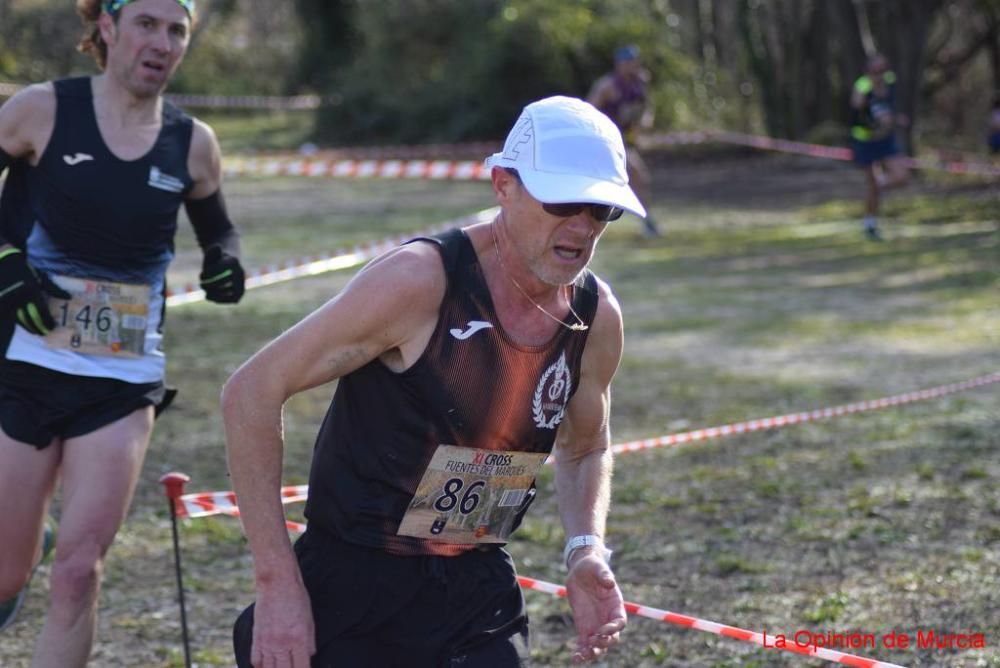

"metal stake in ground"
[160,472,193,668]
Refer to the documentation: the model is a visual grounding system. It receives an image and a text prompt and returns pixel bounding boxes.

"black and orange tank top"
[304,228,599,555]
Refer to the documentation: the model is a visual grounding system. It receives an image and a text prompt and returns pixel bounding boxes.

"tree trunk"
[982,0,1000,92]
[0,0,10,33]
[800,1,830,133]
[740,0,780,137]
[868,0,943,153]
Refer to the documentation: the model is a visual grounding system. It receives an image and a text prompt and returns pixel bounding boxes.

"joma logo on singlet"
[147,166,185,193]
[63,153,94,166]
[449,320,494,340]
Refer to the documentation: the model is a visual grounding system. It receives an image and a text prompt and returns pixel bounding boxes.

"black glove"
[199,245,245,304]
[0,246,70,336]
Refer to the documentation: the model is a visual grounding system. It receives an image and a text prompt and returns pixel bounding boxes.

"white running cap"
[485,96,646,219]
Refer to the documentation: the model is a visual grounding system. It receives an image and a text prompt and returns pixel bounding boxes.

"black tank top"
[19,77,193,275]
[304,228,600,556]
[0,77,193,358]
[850,74,897,134]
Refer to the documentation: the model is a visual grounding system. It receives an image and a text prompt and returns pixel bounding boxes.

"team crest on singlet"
[533,350,572,429]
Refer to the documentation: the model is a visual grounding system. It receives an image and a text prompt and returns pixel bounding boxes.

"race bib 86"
[397,445,547,544]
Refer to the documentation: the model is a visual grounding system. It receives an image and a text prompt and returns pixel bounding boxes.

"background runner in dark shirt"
[849,53,910,241]
[588,44,660,238]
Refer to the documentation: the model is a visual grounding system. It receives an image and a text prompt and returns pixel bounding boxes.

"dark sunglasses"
[541,202,625,222]
[504,168,624,222]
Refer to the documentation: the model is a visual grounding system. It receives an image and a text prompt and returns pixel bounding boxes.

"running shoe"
[865,225,883,242]
[0,520,56,632]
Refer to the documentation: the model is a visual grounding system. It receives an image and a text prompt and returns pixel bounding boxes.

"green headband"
[104,0,195,17]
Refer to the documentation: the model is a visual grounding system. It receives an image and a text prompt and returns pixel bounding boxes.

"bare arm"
[639,70,654,130]
[0,83,54,164]
[223,241,445,574]
[0,84,54,252]
[850,78,868,111]
[586,75,616,115]
[554,278,626,663]
[186,118,222,199]
[221,241,445,666]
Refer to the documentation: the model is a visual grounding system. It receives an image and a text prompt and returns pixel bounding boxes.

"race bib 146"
[44,276,150,358]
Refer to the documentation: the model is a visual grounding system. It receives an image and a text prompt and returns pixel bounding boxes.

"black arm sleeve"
[184,189,241,257]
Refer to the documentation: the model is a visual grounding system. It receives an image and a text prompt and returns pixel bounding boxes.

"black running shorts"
[0,358,168,449]
[234,529,530,667]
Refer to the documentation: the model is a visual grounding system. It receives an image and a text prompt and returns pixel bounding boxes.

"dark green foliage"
[0,3,91,81]
[291,0,358,91]
[3,1,997,150]
[303,0,702,145]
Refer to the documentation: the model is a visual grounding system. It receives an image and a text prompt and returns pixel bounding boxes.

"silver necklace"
[491,221,588,332]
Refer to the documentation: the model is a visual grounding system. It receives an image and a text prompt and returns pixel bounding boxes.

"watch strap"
[563,534,612,570]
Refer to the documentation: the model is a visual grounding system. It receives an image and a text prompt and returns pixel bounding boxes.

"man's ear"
[491,167,519,203]
[98,11,117,48]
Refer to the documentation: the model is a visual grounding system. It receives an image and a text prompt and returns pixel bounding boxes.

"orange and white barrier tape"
[164,93,324,110]
[610,372,1000,457]
[903,154,1000,177]
[517,576,907,668]
[217,507,306,533]
[175,485,307,519]
[164,207,498,307]
[710,130,854,162]
[170,372,998,520]
[222,131,997,180]
[242,142,500,161]
[226,133,710,175]
[639,131,714,149]
[222,156,490,181]
[709,130,1000,177]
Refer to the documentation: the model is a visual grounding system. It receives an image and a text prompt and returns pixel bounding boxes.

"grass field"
[3,146,998,667]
